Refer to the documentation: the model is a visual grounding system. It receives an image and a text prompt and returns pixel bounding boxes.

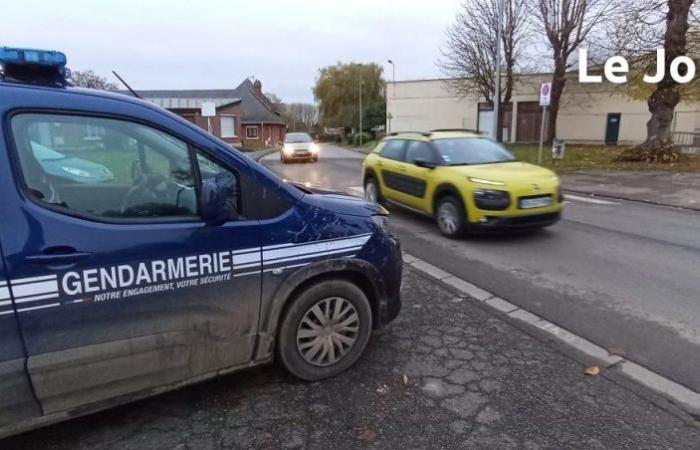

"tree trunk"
[546,65,567,143]
[645,0,693,146]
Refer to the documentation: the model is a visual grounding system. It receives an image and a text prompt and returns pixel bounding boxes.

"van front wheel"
[277,279,372,381]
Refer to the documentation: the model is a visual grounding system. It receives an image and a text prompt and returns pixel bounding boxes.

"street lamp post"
[387,59,395,133]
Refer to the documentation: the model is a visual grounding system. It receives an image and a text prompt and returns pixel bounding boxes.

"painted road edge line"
[402,251,700,417]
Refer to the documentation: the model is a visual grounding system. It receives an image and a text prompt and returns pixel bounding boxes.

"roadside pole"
[538,105,547,165]
[538,83,551,165]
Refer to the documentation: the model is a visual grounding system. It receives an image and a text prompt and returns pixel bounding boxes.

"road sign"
[201,101,216,118]
[539,83,552,107]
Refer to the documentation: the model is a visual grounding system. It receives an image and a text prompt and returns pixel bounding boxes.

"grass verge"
[506,144,700,172]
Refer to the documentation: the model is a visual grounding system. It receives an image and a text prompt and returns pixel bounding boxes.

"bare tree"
[610,0,697,161]
[530,0,621,142]
[439,0,529,141]
[68,69,117,90]
[287,103,318,131]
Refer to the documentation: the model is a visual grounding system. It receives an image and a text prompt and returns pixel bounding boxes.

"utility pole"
[492,0,502,142]
[359,75,363,146]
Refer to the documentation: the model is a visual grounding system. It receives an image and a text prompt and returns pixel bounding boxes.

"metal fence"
[670,132,700,154]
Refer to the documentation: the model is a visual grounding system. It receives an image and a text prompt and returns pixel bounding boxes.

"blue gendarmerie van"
[0,48,402,437]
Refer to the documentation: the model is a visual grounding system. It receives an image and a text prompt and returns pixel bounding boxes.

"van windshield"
[433,138,516,165]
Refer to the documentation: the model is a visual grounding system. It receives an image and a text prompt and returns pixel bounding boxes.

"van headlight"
[310,143,320,153]
[283,144,294,155]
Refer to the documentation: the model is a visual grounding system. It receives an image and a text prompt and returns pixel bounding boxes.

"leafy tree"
[313,62,386,132]
[68,69,118,90]
[440,0,529,141]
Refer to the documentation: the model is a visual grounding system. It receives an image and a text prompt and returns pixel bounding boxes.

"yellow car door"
[375,139,409,202]
[391,140,437,212]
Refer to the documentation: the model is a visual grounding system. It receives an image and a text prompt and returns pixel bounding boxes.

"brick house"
[132,79,287,149]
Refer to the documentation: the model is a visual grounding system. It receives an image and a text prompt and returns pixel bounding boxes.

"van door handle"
[26,250,92,265]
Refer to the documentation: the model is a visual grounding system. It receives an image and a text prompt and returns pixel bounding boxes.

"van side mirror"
[413,158,437,169]
[200,175,237,225]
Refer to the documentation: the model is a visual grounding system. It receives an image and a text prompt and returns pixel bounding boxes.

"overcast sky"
[4,0,462,103]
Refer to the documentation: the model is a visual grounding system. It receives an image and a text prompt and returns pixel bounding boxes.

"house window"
[220,116,237,138]
[246,126,259,139]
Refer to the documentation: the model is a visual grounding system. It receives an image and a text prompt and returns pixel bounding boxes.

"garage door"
[516,102,547,143]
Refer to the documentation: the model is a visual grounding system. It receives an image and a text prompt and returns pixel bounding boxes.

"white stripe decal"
[262,233,372,251]
[14,293,60,304]
[0,300,12,307]
[11,274,57,285]
[0,310,16,316]
[0,281,7,287]
[234,262,262,270]
[265,247,362,266]
[232,248,260,255]
[233,270,261,278]
[264,235,371,261]
[233,252,261,265]
[17,303,60,313]
[11,280,59,298]
[0,287,10,301]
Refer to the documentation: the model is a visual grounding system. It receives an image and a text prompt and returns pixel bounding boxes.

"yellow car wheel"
[436,196,467,238]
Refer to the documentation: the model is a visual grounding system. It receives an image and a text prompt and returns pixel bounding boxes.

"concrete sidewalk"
[6,266,699,448]
[562,171,700,210]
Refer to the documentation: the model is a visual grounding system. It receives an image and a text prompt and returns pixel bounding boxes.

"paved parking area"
[5,267,699,449]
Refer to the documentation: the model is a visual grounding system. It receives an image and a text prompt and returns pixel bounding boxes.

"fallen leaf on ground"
[403,374,409,385]
[357,429,377,442]
[585,366,600,376]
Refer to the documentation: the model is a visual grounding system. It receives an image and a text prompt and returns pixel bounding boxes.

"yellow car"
[362,130,563,237]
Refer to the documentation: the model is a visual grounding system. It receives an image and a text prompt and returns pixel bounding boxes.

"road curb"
[402,251,700,418]
[563,188,700,212]
[248,148,278,162]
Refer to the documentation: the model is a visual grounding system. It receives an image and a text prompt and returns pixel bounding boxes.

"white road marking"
[565,194,619,205]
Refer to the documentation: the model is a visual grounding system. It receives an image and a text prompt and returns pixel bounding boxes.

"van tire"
[436,195,467,238]
[277,279,372,381]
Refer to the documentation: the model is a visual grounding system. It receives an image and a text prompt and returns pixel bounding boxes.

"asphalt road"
[261,144,700,393]
[6,266,698,448]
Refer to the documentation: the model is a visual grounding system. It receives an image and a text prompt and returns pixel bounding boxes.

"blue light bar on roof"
[0,47,67,67]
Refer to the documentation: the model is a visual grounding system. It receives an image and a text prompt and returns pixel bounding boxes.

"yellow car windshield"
[433,138,516,166]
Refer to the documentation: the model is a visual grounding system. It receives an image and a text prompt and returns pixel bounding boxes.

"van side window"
[11,113,198,220]
[379,140,406,161]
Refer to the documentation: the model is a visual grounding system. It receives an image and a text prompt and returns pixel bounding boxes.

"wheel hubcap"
[365,182,378,203]
[438,203,459,234]
[296,297,359,367]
